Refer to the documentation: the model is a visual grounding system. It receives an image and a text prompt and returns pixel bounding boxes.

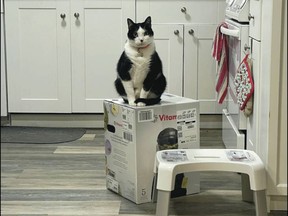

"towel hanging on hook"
[211,22,229,104]
[234,54,254,116]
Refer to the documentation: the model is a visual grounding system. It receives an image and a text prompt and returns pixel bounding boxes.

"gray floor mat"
[1,126,86,144]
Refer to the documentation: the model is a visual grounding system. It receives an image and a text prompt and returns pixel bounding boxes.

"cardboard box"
[103,94,200,204]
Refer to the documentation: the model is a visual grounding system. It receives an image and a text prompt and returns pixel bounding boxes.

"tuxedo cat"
[114,16,167,106]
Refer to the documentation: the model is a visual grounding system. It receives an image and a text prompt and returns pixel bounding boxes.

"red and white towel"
[212,22,229,104]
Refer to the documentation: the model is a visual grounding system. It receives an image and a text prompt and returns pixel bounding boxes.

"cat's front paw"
[136,102,146,107]
[128,101,137,106]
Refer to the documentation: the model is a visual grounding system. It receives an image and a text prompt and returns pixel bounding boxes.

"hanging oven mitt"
[234,54,254,116]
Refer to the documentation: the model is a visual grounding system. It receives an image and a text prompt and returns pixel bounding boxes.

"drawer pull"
[181,7,187,13]
[60,13,66,20]
[174,30,179,35]
[248,13,254,21]
[188,29,194,35]
[74,13,80,19]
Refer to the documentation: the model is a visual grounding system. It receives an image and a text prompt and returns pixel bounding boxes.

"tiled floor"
[1,128,286,215]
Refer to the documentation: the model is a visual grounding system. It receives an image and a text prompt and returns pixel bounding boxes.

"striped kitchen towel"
[212,22,229,104]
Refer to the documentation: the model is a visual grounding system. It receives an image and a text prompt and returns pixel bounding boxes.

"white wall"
[263,0,287,211]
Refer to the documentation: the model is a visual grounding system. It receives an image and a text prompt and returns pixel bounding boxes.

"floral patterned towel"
[234,54,254,113]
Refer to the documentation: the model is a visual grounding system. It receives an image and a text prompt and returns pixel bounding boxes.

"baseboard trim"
[200,114,222,129]
[9,114,104,128]
[1,116,10,126]
[268,195,287,211]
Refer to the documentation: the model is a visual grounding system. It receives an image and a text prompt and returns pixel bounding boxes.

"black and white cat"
[114,16,167,106]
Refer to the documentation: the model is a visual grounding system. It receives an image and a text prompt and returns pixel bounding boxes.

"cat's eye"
[144,32,149,36]
[133,32,138,37]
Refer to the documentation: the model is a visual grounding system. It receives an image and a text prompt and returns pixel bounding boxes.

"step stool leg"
[241,173,254,202]
[254,190,267,216]
[156,190,170,216]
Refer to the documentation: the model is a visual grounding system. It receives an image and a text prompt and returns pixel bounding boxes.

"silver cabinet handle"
[248,13,254,21]
[74,13,80,19]
[174,30,179,35]
[181,7,186,13]
[60,14,66,20]
[188,29,194,35]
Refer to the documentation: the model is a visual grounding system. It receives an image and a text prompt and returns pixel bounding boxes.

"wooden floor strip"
[1,201,121,215]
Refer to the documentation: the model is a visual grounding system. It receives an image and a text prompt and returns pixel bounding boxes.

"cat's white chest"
[125,43,154,88]
[130,56,150,86]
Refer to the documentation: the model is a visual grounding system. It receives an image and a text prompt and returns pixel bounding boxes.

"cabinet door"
[152,24,184,96]
[184,24,226,113]
[71,0,135,113]
[5,0,71,112]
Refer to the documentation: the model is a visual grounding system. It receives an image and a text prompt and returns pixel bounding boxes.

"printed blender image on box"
[155,127,188,198]
[103,94,200,204]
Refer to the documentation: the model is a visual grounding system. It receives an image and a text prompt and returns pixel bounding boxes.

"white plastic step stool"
[154,149,267,216]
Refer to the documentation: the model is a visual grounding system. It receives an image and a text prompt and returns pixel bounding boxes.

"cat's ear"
[144,16,152,27]
[127,18,135,29]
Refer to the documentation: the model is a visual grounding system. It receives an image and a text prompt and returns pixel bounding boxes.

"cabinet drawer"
[137,0,222,24]
[222,109,245,149]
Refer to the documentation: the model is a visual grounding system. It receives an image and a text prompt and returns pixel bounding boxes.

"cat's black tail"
[135,97,161,106]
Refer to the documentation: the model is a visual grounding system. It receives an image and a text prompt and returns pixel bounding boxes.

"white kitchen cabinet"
[71,0,134,112]
[5,0,225,114]
[152,24,184,96]
[137,0,221,24]
[5,0,135,113]
[5,0,72,113]
[137,0,226,113]
[184,24,226,113]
